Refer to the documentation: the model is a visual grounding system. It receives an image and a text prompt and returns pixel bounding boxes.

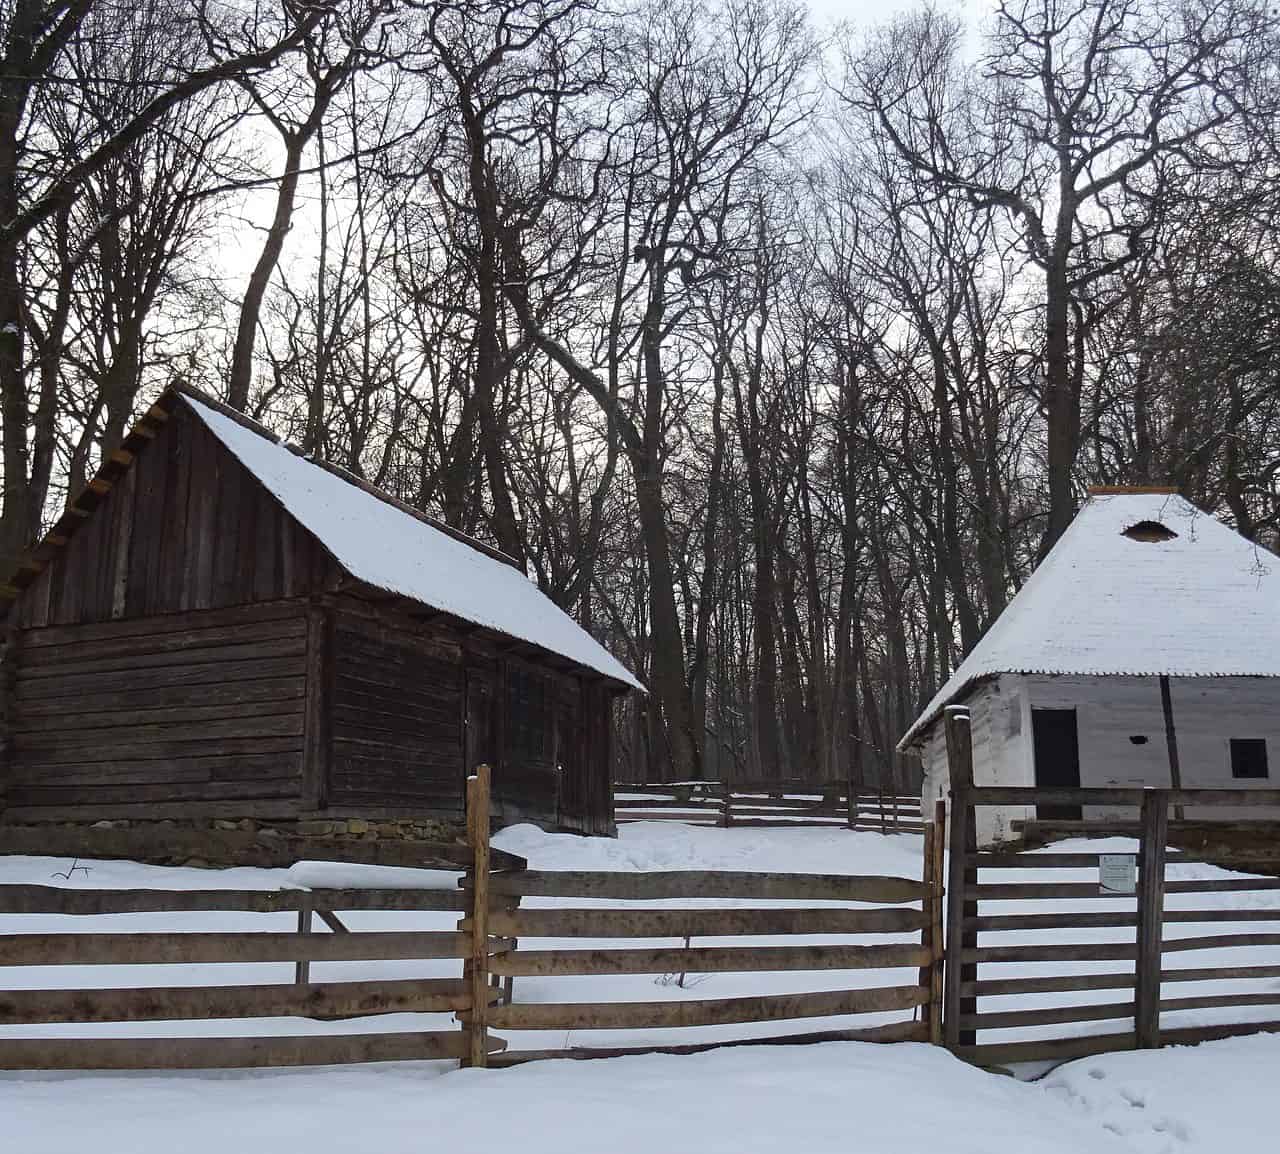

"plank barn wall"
[0,403,336,821]
[5,602,310,819]
[325,602,466,816]
[12,403,337,629]
[321,598,614,833]
[0,396,629,834]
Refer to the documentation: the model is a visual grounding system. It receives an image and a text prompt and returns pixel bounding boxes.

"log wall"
[0,393,625,834]
[326,603,466,815]
[4,602,310,819]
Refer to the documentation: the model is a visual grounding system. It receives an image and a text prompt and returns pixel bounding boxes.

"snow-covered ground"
[2,822,1278,1153]
[3,1027,1277,1153]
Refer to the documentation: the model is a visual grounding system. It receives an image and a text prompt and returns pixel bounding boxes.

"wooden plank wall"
[495,659,559,824]
[5,602,310,818]
[0,396,625,834]
[13,403,337,629]
[553,677,588,831]
[555,679,614,835]
[584,681,616,833]
[326,604,466,815]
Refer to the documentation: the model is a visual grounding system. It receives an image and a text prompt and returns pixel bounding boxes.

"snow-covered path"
[3,1033,1275,1154]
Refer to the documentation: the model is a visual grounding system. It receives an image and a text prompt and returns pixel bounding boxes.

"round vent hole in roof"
[1122,520,1178,542]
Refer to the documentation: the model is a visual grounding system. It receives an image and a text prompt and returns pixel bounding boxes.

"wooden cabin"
[899,490,1280,845]
[0,384,642,839]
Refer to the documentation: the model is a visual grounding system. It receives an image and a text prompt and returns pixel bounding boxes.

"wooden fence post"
[927,798,947,1044]
[920,820,936,1039]
[942,706,976,1050]
[465,764,492,1068]
[1135,789,1169,1050]
[891,755,902,834]
[294,894,313,986]
[920,813,947,1044]
[722,776,733,829]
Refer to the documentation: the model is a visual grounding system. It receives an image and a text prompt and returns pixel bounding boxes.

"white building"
[899,489,1280,845]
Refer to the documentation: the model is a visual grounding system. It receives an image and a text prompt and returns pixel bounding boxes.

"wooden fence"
[0,878,505,1070]
[0,765,944,1071]
[941,706,1280,1066]
[465,770,944,1065]
[614,780,926,833]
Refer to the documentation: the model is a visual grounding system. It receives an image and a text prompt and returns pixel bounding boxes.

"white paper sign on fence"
[1099,854,1137,895]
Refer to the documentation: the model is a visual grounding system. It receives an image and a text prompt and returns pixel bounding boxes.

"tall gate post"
[1135,789,1169,1049]
[942,706,976,1050]
[921,798,947,1044]
[464,764,492,1068]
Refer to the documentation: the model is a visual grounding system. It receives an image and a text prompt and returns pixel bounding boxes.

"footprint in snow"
[1088,1067,1107,1081]
[1151,1117,1192,1143]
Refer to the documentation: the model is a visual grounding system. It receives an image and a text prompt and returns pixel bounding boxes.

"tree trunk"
[229,134,306,410]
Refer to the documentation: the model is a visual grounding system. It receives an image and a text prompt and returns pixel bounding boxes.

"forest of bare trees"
[3,0,1279,791]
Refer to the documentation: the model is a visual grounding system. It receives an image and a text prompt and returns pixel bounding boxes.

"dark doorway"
[465,669,498,782]
[1032,708,1082,820]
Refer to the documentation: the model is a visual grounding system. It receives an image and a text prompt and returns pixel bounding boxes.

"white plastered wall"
[918,674,1035,845]
[919,673,1280,843]
[1023,674,1280,823]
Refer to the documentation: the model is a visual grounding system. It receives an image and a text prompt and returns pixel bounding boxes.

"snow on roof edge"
[180,391,644,692]
[898,492,1280,751]
[898,666,1280,752]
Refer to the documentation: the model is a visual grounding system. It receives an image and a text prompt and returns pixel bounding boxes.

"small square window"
[1230,738,1269,780]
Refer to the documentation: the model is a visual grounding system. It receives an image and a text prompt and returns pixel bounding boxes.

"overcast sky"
[806,0,972,32]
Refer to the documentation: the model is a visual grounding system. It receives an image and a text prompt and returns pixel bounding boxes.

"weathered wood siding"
[0,394,627,834]
[495,660,558,824]
[326,604,466,815]
[555,679,615,836]
[12,403,336,629]
[5,602,309,818]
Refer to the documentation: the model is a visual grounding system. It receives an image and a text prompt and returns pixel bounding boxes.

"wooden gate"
[457,769,946,1065]
[941,707,1280,1066]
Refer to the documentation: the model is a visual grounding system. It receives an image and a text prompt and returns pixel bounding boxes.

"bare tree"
[847,0,1280,554]
[0,0,341,572]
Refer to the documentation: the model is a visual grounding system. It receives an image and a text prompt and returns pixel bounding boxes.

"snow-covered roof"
[184,394,643,691]
[899,491,1280,748]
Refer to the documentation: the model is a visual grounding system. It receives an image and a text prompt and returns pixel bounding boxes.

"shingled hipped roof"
[899,491,1280,749]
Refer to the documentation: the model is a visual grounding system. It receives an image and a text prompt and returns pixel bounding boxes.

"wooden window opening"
[1229,738,1269,780]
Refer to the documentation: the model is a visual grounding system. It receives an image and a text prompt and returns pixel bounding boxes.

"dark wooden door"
[465,669,497,780]
[1032,708,1082,819]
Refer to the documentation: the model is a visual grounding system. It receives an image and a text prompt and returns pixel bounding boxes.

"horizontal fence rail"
[1,763,947,1073]
[940,705,1280,1068]
[476,865,942,1061]
[613,780,925,833]
[470,780,946,1066]
[0,879,505,1071]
